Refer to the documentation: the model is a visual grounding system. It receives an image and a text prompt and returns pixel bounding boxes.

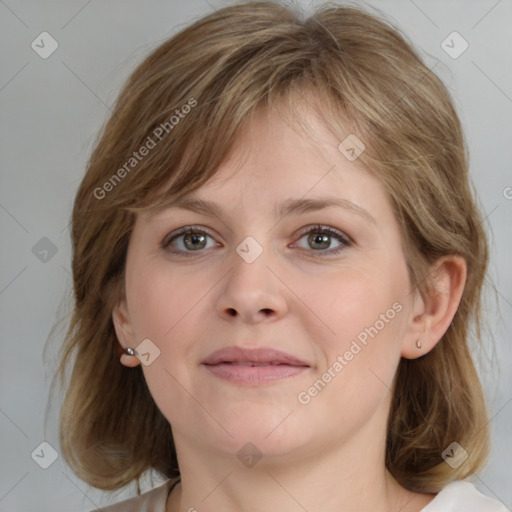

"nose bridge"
[230,232,274,294]
[216,231,286,322]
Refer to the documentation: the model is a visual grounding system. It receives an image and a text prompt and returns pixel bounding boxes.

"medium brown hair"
[50,0,491,495]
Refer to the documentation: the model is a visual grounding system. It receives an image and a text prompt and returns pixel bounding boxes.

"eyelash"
[161,224,353,258]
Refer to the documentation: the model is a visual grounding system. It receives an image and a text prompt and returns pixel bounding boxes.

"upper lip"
[201,346,310,366]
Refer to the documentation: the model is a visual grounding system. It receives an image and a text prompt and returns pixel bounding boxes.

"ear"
[401,255,467,359]
[112,297,141,368]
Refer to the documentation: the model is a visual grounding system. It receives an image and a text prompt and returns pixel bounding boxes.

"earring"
[416,338,422,349]
[120,346,140,368]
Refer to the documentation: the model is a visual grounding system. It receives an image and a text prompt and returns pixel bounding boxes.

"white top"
[420,480,508,511]
[97,479,509,511]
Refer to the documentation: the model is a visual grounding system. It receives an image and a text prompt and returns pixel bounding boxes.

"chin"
[211,412,308,456]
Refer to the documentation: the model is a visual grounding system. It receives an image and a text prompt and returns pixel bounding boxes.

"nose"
[215,243,288,324]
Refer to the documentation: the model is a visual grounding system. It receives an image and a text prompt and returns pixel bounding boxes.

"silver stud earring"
[416,338,422,349]
[125,347,137,356]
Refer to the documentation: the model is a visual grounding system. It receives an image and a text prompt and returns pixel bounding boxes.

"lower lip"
[202,363,308,385]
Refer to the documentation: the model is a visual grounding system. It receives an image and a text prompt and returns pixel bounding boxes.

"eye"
[161,226,218,256]
[161,224,352,257]
[292,224,352,256]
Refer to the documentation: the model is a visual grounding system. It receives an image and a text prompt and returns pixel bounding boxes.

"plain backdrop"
[1,1,511,511]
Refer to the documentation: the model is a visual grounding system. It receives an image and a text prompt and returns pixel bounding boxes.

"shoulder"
[422,480,508,512]
[93,479,178,512]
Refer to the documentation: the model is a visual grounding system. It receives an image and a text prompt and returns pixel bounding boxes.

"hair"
[51,0,492,496]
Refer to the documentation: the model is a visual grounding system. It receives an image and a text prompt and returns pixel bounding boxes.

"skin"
[113,103,467,512]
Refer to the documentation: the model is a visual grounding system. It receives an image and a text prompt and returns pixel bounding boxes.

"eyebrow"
[160,196,376,225]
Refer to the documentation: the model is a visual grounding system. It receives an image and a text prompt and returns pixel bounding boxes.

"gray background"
[1,0,511,510]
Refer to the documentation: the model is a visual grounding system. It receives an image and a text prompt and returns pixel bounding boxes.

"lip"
[201,346,310,386]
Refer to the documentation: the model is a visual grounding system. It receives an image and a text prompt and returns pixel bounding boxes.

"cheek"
[299,272,405,428]
[126,260,208,341]
[126,262,208,423]
[299,262,408,406]
[125,259,218,393]
[296,264,404,344]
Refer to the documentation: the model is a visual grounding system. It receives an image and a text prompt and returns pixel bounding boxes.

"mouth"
[201,346,310,386]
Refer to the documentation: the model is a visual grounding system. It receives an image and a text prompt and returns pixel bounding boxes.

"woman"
[53,1,507,510]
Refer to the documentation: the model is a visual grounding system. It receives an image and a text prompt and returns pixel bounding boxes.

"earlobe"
[112,299,141,368]
[401,255,467,359]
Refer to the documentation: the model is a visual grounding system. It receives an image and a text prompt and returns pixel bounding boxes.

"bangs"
[97,15,367,216]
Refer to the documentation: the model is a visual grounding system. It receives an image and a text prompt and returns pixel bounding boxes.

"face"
[114,104,416,465]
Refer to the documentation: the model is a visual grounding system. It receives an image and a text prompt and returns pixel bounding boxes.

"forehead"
[148,104,387,220]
